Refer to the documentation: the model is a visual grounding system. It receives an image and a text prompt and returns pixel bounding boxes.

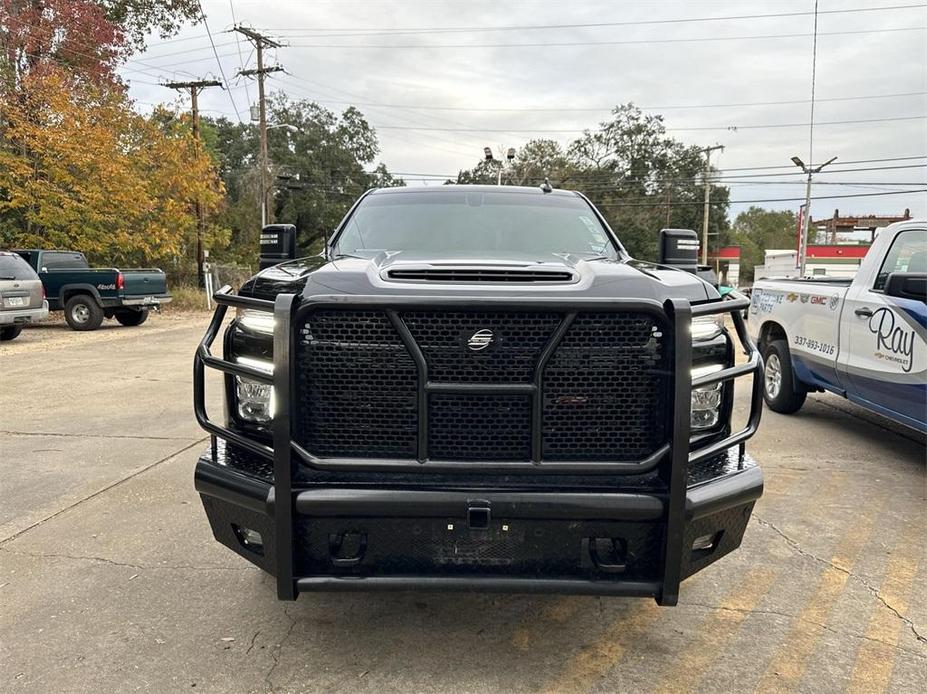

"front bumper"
[194,287,764,605]
[195,442,762,602]
[0,302,48,325]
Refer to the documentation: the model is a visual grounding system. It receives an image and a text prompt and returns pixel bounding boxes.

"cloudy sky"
[123,0,927,221]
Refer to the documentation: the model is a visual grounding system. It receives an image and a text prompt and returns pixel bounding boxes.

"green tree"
[450,105,730,262]
[730,206,798,281]
[201,95,402,261]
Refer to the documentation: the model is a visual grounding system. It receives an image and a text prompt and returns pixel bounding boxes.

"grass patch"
[165,284,211,313]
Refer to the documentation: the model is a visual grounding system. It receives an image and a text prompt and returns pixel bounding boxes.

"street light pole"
[792,154,837,276]
[484,146,516,185]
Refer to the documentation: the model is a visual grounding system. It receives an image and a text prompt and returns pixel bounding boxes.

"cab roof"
[369,184,579,197]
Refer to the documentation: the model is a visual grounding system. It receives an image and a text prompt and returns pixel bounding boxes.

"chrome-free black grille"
[403,311,560,382]
[295,310,417,458]
[293,308,669,464]
[542,313,665,460]
[429,394,531,461]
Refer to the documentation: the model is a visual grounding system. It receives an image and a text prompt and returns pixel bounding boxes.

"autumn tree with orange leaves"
[0,0,226,269]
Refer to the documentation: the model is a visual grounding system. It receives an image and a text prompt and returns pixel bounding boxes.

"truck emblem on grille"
[467,329,494,351]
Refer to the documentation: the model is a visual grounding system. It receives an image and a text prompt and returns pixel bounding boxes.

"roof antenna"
[540,177,553,193]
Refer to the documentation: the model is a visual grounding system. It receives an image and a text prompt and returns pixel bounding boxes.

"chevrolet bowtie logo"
[467,329,494,351]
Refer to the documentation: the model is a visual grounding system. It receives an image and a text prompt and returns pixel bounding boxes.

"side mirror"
[658,228,699,274]
[259,224,297,270]
[884,272,927,302]
[40,266,48,273]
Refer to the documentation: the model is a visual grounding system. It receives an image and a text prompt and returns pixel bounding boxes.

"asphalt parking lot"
[1,313,925,693]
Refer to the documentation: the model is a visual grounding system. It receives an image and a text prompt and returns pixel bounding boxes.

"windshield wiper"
[331,252,365,260]
[0,275,17,280]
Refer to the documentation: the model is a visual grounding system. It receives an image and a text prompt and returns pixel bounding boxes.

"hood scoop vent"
[386,267,576,283]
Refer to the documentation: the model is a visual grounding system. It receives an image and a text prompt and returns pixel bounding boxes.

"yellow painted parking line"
[757,500,883,693]
[847,522,922,694]
[536,473,841,694]
[653,568,779,694]
[511,596,589,651]
[540,602,662,694]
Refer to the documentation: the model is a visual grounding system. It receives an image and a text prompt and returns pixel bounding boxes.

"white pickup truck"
[748,219,926,433]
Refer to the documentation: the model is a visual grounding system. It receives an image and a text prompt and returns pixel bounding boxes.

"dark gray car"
[0,252,48,341]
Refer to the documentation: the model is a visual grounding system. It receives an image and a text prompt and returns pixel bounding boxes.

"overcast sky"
[123,0,927,222]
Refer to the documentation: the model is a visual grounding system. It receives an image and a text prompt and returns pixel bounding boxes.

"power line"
[721,155,927,171]
[264,90,927,114]
[228,0,251,104]
[196,1,241,122]
[591,189,927,209]
[365,114,927,134]
[372,161,927,181]
[288,26,925,50]
[270,4,927,37]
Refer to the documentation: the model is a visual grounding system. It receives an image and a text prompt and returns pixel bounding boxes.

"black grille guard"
[194,288,763,601]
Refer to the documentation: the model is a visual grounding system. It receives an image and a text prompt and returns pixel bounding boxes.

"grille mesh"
[542,313,666,460]
[295,310,417,458]
[402,311,560,383]
[429,394,531,461]
[293,308,669,463]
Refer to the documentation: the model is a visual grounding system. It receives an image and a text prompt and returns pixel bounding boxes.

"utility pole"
[791,154,837,276]
[700,144,724,265]
[164,79,223,287]
[234,27,283,227]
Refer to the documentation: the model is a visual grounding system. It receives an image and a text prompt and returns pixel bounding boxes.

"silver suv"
[1,251,49,341]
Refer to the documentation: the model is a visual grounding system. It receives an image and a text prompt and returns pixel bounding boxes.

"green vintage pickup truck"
[13,249,171,331]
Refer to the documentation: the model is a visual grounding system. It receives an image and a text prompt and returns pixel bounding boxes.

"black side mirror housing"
[259,224,297,270]
[658,228,700,274]
[884,272,927,302]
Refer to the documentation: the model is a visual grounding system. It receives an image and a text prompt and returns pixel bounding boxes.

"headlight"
[236,308,275,335]
[691,363,724,430]
[235,356,274,423]
[691,315,724,341]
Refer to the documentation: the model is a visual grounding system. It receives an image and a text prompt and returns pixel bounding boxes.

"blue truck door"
[841,228,927,431]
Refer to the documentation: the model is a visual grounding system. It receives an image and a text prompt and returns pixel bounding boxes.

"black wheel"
[64,294,104,331]
[0,325,23,341]
[762,339,807,414]
[114,308,149,327]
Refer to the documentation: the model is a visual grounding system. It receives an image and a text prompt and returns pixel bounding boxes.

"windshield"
[333,190,620,259]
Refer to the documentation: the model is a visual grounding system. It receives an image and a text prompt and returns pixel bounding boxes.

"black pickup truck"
[14,249,171,331]
[193,186,763,605]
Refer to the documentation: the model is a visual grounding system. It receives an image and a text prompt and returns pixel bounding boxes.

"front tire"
[65,294,104,331]
[114,308,149,327]
[0,325,23,341]
[762,339,807,414]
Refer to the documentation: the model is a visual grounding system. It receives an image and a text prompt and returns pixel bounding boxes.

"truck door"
[38,251,88,310]
[840,227,927,429]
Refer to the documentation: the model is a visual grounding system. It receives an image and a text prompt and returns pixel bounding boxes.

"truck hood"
[241,250,717,304]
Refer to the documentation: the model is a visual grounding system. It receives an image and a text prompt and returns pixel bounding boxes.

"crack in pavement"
[264,607,299,693]
[246,630,262,655]
[752,514,927,646]
[682,601,927,660]
[0,546,249,573]
[0,429,198,442]
[0,436,208,546]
